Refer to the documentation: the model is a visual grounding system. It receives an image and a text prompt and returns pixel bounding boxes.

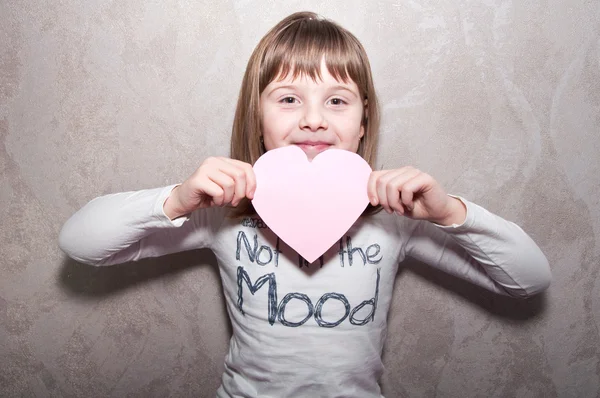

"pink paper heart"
[252,145,372,263]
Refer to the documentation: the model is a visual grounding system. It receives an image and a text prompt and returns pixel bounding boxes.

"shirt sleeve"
[402,194,552,299]
[58,184,225,266]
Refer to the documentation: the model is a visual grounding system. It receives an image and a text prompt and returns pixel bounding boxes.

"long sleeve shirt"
[59,184,551,397]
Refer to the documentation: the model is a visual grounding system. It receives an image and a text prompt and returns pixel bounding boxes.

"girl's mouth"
[295,142,332,154]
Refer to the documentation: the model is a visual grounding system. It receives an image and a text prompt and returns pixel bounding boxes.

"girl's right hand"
[164,157,256,219]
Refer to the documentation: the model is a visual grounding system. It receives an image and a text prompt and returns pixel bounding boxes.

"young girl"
[59,11,551,398]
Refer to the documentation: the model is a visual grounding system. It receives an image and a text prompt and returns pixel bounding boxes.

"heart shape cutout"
[252,145,372,263]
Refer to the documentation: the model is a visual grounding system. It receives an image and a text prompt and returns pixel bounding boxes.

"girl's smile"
[294,140,333,156]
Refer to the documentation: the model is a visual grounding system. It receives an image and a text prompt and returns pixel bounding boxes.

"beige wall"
[2,1,599,396]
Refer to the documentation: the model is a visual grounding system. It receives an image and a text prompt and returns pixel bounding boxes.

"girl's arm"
[402,195,552,299]
[58,184,224,266]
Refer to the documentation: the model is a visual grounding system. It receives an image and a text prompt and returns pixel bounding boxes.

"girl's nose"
[299,104,328,131]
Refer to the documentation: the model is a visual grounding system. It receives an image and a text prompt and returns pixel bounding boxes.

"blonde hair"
[229,11,382,217]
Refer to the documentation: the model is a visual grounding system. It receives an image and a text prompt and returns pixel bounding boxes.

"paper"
[252,145,372,263]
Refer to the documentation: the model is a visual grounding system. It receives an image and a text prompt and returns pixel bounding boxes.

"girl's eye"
[280,97,297,104]
[329,98,346,106]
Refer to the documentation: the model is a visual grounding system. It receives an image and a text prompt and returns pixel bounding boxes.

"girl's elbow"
[58,234,104,267]
[533,264,552,296]
[58,223,110,267]
[531,257,553,296]
[509,261,552,299]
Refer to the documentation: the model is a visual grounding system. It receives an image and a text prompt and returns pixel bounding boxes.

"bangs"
[259,17,368,96]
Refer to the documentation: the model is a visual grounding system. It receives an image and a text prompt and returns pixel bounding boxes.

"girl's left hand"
[367,167,466,225]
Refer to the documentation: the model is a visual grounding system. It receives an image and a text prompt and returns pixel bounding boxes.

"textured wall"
[1,1,599,397]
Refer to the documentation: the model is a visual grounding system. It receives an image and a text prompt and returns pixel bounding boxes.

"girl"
[59,11,552,398]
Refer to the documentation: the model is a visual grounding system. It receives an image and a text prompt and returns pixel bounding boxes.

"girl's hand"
[164,157,256,219]
[367,167,466,226]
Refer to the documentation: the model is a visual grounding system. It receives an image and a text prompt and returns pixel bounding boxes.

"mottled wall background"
[1,1,599,397]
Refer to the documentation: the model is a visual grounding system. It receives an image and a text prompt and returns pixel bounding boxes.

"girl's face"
[259,59,365,161]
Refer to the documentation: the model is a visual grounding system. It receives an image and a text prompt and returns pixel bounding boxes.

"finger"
[400,188,414,212]
[367,171,384,206]
[200,179,225,207]
[371,170,389,211]
[398,170,423,211]
[382,168,420,214]
[369,168,413,207]
[377,168,414,213]
[386,177,404,215]
[217,161,248,206]
[207,172,236,206]
[401,173,434,209]
[377,171,397,213]
[223,159,256,201]
[244,163,257,199]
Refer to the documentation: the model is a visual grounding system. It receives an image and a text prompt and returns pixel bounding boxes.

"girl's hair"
[229,11,381,218]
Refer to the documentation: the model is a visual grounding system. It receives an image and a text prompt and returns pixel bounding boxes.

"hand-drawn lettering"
[236,231,259,263]
[338,237,383,266]
[236,231,281,267]
[346,236,366,266]
[256,245,273,266]
[236,266,381,328]
[338,239,346,267]
[298,254,324,268]
[235,230,381,268]
[349,268,380,325]
[237,266,278,325]
[365,244,382,264]
[277,293,314,327]
[241,217,268,229]
[314,293,351,328]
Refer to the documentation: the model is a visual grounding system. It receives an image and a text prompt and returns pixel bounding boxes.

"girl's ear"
[360,98,368,139]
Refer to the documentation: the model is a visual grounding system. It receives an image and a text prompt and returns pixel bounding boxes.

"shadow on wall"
[398,258,549,321]
[57,249,233,334]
